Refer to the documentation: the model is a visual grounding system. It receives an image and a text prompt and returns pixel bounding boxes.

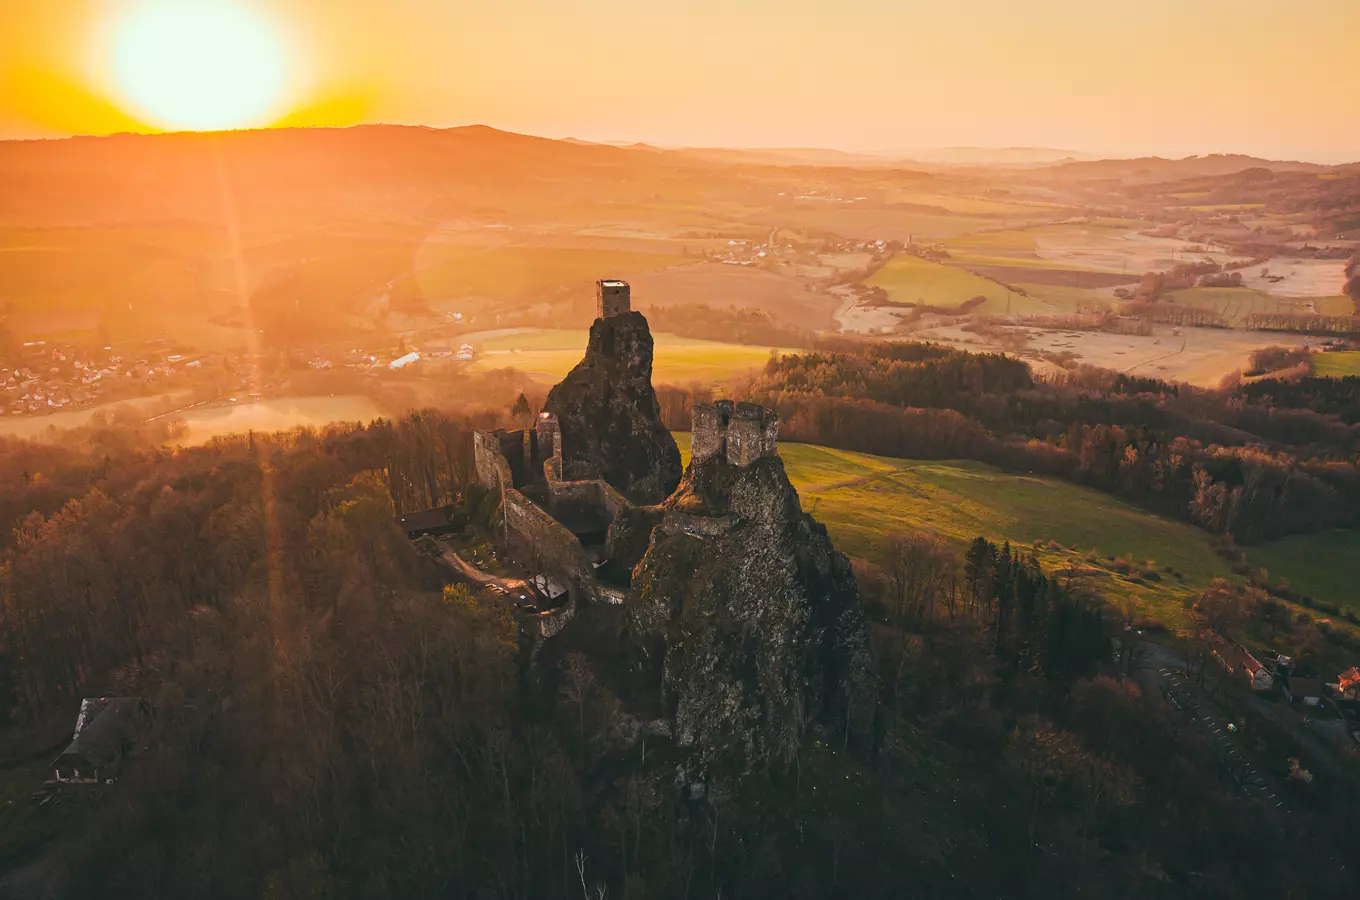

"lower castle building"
[690,400,779,467]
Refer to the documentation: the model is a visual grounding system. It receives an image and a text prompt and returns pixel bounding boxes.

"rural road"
[420,537,535,599]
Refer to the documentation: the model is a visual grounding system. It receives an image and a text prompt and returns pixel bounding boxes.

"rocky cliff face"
[543,312,682,506]
[629,454,875,774]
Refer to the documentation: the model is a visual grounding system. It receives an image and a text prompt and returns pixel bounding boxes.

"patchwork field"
[465,328,786,384]
[1165,287,1352,323]
[626,262,837,330]
[1032,227,1248,274]
[942,222,1244,275]
[1164,287,1294,325]
[867,255,1045,315]
[921,322,1312,386]
[766,207,1010,241]
[1237,259,1348,299]
[399,245,683,317]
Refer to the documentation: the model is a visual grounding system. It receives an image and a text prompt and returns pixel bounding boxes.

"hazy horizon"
[1,122,1354,168]
[2,0,1357,163]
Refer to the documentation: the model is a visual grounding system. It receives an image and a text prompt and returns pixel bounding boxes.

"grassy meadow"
[466,329,786,384]
[868,255,1022,314]
[1165,287,1287,325]
[675,434,1234,624]
[1312,351,1360,377]
[675,434,1360,630]
[1245,531,1360,615]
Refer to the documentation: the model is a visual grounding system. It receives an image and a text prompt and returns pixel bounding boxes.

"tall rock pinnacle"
[542,309,682,506]
[629,406,876,774]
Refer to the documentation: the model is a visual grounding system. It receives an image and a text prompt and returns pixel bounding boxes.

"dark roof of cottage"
[54,698,138,769]
[1287,677,1325,697]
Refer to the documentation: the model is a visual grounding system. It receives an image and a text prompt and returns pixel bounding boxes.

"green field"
[1009,282,1112,314]
[1312,351,1360,377]
[941,228,1041,254]
[467,329,786,384]
[1245,531,1360,614]
[676,434,1236,621]
[675,434,1360,628]
[1161,286,1333,326]
[868,255,1040,315]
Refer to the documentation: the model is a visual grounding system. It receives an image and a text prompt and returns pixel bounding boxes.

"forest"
[0,398,1356,899]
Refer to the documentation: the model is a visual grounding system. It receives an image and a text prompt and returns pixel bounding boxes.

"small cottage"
[53,698,140,785]
[1283,677,1325,707]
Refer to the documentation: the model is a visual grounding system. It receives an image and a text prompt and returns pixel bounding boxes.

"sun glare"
[108,1,290,131]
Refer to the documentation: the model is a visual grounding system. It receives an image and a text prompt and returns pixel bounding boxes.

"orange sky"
[1,0,1357,161]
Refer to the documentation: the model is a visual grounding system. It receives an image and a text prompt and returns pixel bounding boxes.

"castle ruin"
[470,286,785,635]
[465,282,872,774]
[691,400,779,467]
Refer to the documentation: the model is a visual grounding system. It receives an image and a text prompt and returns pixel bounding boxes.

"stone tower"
[596,279,631,319]
[691,400,779,467]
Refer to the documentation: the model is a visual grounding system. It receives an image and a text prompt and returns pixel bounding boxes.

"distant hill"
[0,124,710,229]
[882,146,1105,166]
[1036,153,1329,184]
[672,146,911,168]
[669,145,1103,169]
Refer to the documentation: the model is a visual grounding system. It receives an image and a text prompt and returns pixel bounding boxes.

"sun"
[109,1,290,131]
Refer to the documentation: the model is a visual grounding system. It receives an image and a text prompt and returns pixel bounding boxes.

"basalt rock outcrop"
[629,449,876,774]
[543,311,682,506]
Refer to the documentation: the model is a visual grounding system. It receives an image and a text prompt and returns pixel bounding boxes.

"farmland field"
[1312,351,1360,377]
[400,245,682,314]
[465,328,786,384]
[626,261,837,330]
[765,207,1007,241]
[867,255,1026,314]
[1164,287,1292,325]
[1236,259,1347,299]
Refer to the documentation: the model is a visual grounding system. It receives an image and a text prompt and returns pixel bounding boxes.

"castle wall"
[691,404,723,465]
[533,595,576,638]
[502,430,535,488]
[535,413,561,461]
[474,430,513,489]
[691,400,780,466]
[503,487,600,603]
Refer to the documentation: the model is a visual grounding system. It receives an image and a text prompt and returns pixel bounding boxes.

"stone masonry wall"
[474,430,514,489]
[504,488,600,603]
[691,400,780,467]
[596,279,631,319]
